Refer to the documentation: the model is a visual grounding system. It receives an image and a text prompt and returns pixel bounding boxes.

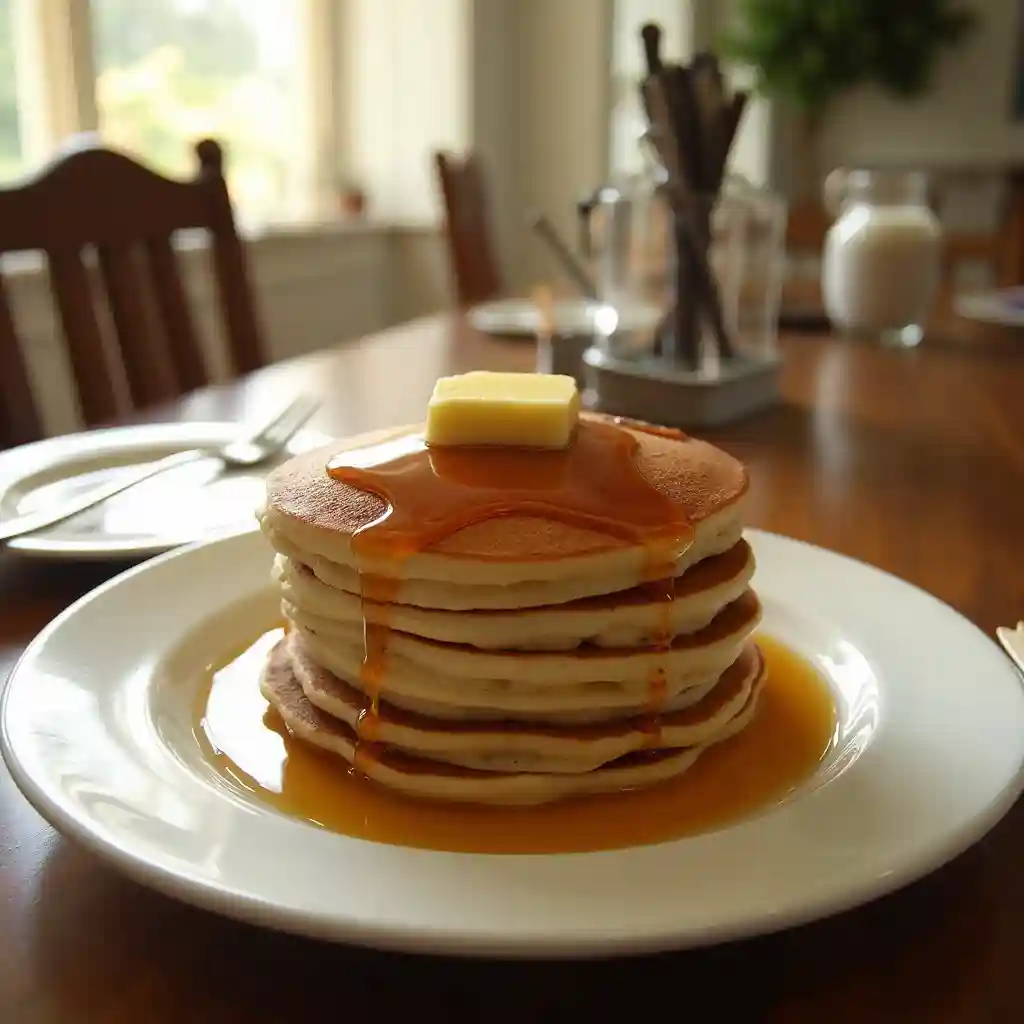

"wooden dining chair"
[433,150,503,307]
[0,136,266,449]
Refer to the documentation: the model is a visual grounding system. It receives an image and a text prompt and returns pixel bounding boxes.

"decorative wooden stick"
[642,70,700,366]
[637,23,746,369]
[643,72,733,364]
[640,23,663,74]
[691,51,726,191]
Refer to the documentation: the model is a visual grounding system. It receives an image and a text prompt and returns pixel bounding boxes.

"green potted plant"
[721,0,976,198]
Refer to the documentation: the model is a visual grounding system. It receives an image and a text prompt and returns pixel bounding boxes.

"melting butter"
[425,371,579,449]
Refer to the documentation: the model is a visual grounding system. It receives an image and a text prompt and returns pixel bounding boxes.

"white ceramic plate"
[468,297,659,338]
[0,422,327,561]
[2,528,1023,958]
[954,288,1024,328]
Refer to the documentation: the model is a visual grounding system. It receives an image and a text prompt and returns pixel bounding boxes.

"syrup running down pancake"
[259,415,749,606]
[260,636,768,804]
[256,410,761,806]
[272,539,757,651]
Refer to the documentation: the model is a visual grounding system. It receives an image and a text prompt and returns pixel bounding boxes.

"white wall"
[506,0,613,293]
[468,0,518,289]
[817,0,1023,172]
[343,0,471,224]
[341,0,614,298]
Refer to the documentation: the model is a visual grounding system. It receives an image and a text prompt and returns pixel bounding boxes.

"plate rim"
[467,297,659,339]
[0,421,329,560]
[954,290,1024,328]
[2,527,1023,958]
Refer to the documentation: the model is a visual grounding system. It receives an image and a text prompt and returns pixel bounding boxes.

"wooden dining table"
[2,311,1024,1021]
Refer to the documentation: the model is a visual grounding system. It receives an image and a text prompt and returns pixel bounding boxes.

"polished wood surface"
[2,313,1023,1021]
[0,136,264,447]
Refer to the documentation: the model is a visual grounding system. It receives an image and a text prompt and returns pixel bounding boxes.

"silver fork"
[996,621,1024,680]
[0,395,319,543]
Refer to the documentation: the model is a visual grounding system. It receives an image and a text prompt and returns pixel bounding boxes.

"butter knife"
[996,621,1024,679]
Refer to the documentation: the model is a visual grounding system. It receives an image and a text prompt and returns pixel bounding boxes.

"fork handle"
[0,449,207,544]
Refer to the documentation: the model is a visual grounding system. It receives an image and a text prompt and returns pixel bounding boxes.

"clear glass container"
[585,166,786,374]
[577,132,669,350]
[711,175,787,365]
[822,169,942,348]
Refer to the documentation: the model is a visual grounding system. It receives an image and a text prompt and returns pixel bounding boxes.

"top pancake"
[258,414,749,588]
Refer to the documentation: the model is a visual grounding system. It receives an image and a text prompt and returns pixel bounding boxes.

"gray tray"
[583,347,782,428]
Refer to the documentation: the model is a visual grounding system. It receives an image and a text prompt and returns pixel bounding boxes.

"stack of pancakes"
[257,417,763,806]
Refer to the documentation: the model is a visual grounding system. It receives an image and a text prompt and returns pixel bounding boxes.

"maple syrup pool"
[185,626,838,855]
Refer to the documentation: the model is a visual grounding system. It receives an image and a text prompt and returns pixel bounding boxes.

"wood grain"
[1,313,1023,1022]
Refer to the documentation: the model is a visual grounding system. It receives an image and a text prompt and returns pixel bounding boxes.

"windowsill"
[0,217,441,278]
[244,215,395,241]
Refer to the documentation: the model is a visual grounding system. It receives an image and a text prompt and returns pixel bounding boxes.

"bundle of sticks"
[639,23,748,369]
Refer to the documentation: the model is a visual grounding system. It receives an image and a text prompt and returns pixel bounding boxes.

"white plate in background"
[0,422,328,561]
[469,297,659,338]
[954,288,1024,328]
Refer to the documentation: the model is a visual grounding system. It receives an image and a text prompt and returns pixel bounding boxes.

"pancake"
[286,589,761,687]
[286,632,762,773]
[295,626,727,722]
[274,539,756,650]
[261,515,745,611]
[260,640,767,806]
[257,414,749,595]
[256,407,762,805]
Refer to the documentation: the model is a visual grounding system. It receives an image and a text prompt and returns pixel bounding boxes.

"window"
[0,0,24,180]
[0,0,468,229]
[0,0,327,229]
[91,0,304,228]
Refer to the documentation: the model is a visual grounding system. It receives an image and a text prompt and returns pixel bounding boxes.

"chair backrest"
[0,136,265,448]
[433,150,502,307]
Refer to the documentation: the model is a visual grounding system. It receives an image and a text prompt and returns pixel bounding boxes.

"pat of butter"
[426,371,580,449]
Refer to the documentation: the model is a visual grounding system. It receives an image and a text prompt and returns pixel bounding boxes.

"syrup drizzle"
[326,421,696,562]
[196,632,838,854]
[325,419,705,756]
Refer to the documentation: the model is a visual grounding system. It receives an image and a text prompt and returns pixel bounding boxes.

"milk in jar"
[822,170,941,347]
